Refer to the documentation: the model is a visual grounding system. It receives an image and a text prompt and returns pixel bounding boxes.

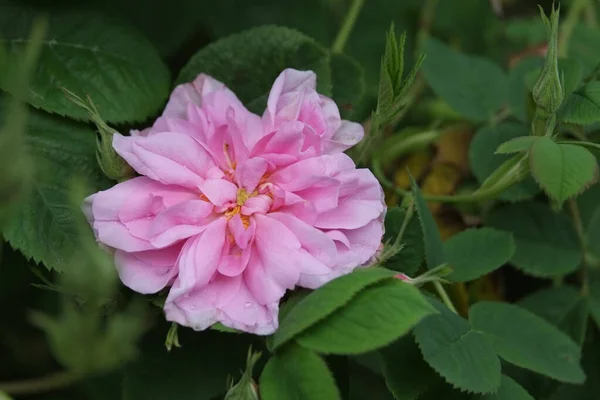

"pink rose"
[84,69,385,335]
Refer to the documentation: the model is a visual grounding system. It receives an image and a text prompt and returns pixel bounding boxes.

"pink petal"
[270,153,354,192]
[171,217,228,297]
[314,199,384,230]
[114,244,182,294]
[93,220,153,252]
[323,121,364,154]
[264,69,316,130]
[241,195,272,215]
[199,179,238,206]
[148,200,215,248]
[112,132,214,188]
[218,244,252,277]
[235,157,269,192]
[228,215,256,249]
[254,214,301,291]
[163,74,226,119]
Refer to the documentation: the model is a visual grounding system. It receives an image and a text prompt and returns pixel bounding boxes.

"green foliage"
[487,202,582,277]
[413,298,501,394]
[495,136,539,154]
[519,286,589,345]
[569,24,600,76]
[124,326,259,400]
[382,207,424,275]
[374,25,424,128]
[177,26,331,114]
[469,301,585,383]
[476,375,534,400]
[508,56,544,122]
[0,4,170,123]
[469,123,540,202]
[422,38,508,122]
[529,137,598,204]
[271,267,396,350]
[1,111,109,272]
[296,279,436,354]
[559,81,600,125]
[443,228,515,282]
[330,53,366,119]
[380,335,439,400]
[259,344,340,400]
[410,176,444,269]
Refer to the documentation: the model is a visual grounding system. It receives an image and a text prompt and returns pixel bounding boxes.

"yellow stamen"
[236,188,250,206]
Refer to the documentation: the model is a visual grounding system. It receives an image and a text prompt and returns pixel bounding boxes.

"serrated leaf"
[444,228,515,282]
[476,375,534,400]
[380,335,439,400]
[487,202,582,277]
[495,136,539,154]
[1,111,109,272]
[423,38,508,122]
[123,325,258,400]
[0,5,170,123]
[519,286,589,345]
[413,298,501,394]
[469,123,540,202]
[470,301,585,384]
[383,207,424,275]
[330,53,365,119]
[559,81,600,125]
[296,279,436,355]
[271,267,396,350]
[177,26,331,114]
[410,176,444,269]
[529,137,598,203]
[260,344,340,400]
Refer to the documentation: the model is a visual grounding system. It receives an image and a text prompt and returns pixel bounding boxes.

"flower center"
[236,188,251,206]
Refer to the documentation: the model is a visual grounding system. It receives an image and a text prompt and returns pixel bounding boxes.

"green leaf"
[271,267,396,350]
[380,335,439,400]
[177,26,331,114]
[413,298,501,394]
[487,202,582,277]
[410,175,444,269]
[383,207,424,275]
[444,228,515,282]
[529,137,598,203]
[470,301,585,383]
[589,207,600,260]
[330,53,366,119]
[0,5,170,123]
[296,279,436,355]
[508,56,544,122]
[476,375,534,400]
[260,344,340,400]
[519,286,589,346]
[348,359,395,400]
[469,123,540,202]
[423,38,508,122]
[569,23,600,76]
[559,81,600,126]
[1,111,109,272]
[590,274,600,330]
[525,58,584,98]
[495,136,539,154]
[123,325,258,400]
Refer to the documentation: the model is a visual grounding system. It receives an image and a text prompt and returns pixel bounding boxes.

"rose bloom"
[85,69,385,334]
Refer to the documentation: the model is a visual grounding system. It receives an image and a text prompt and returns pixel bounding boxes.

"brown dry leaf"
[449,283,471,317]
[469,275,504,302]
[393,150,432,189]
[434,126,473,175]
[422,163,462,214]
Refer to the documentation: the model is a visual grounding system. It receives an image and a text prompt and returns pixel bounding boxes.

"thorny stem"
[568,199,590,296]
[0,371,81,395]
[331,0,365,53]
[433,281,457,313]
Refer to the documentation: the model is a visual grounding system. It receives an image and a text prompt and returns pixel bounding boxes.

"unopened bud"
[224,348,261,400]
[532,6,563,115]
